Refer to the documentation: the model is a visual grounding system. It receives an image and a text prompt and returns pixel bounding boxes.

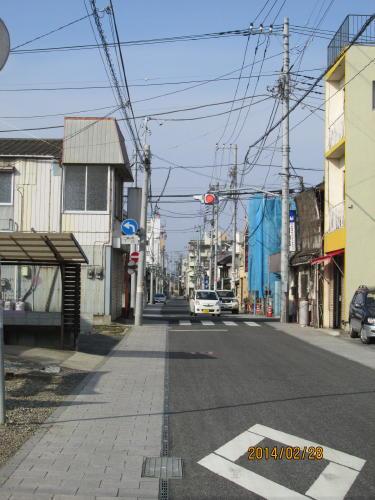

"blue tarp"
[248,195,281,299]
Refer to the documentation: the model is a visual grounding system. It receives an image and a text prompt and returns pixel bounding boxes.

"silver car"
[154,293,167,304]
[217,290,239,314]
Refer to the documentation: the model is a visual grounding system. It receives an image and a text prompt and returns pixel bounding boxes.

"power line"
[10,26,283,55]
[88,0,144,163]
[11,12,95,50]
[0,71,292,93]
[243,14,375,156]
[0,94,273,133]
[0,104,118,120]
[108,0,142,154]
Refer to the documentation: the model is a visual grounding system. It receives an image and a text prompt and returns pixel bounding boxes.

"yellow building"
[323,15,375,329]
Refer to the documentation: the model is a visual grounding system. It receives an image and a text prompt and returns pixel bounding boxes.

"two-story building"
[0,117,133,339]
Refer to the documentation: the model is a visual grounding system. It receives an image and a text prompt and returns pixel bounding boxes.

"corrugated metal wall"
[62,213,111,247]
[14,159,61,232]
[2,157,126,324]
[63,119,124,166]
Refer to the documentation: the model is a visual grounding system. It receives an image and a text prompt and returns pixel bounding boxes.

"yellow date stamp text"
[248,446,324,461]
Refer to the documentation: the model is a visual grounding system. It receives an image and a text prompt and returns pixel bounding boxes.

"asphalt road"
[149,298,375,499]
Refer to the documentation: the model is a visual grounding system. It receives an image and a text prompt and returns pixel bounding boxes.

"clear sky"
[1,1,374,265]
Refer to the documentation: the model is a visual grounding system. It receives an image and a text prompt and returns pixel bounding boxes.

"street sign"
[130,251,140,263]
[121,219,139,236]
[289,209,296,252]
[121,235,139,246]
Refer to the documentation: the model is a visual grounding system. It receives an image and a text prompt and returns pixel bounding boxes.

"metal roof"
[0,138,62,158]
[63,117,133,181]
[0,232,88,264]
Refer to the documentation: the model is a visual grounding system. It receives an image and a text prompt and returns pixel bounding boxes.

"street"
[146,297,375,499]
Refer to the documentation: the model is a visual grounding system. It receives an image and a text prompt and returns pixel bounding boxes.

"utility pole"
[149,219,154,304]
[197,225,202,289]
[280,17,290,323]
[135,117,151,326]
[213,182,219,291]
[231,144,238,292]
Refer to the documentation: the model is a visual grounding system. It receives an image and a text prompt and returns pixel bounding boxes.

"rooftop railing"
[327,15,375,67]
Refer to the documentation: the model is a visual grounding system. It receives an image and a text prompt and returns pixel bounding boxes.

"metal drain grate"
[160,478,168,500]
[142,456,183,480]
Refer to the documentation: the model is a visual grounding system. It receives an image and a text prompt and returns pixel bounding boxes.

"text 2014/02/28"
[248,446,324,461]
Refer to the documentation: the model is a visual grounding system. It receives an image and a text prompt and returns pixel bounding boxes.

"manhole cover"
[142,457,183,480]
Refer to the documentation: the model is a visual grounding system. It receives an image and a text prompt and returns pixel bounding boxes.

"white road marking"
[198,424,366,498]
[249,424,366,471]
[214,431,262,461]
[169,329,228,332]
[198,454,307,499]
[222,321,237,326]
[201,320,215,326]
[306,462,361,500]
[179,320,191,326]
[245,321,260,327]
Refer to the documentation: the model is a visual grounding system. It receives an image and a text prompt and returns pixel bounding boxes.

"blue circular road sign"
[121,219,139,236]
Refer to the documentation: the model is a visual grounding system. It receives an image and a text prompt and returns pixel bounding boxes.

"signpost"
[0,18,10,425]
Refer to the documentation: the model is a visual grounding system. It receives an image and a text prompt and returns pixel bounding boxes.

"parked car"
[349,285,375,344]
[217,290,239,314]
[154,293,167,304]
[189,290,221,316]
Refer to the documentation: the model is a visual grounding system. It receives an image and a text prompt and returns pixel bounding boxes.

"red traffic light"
[204,193,217,205]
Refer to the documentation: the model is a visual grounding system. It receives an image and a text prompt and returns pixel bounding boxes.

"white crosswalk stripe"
[174,320,262,328]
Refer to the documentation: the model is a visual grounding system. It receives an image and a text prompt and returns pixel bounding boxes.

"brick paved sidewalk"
[0,324,167,500]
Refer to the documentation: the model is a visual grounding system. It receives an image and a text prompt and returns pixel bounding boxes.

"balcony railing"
[328,113,345,151]
[328,15,375,67]
[329,201,344,231]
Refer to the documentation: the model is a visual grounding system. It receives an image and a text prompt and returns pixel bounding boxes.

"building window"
[64,165,108,212]
[0,171,13,205]
[373,81,375,109]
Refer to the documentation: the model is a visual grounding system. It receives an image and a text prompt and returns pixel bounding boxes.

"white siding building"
[0,117,133,333]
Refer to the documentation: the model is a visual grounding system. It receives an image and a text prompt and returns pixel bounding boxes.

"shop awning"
[310,248,344,265]
[0,232,88,265]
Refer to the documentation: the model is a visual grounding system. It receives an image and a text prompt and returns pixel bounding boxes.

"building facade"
[290,185,324,327]
[0,117,133,332]
[323,15,375,328]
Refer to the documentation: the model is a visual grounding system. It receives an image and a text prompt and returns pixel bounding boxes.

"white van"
[189,290,221,316]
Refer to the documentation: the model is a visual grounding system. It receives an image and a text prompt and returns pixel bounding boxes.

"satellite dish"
[0,19,10,72]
